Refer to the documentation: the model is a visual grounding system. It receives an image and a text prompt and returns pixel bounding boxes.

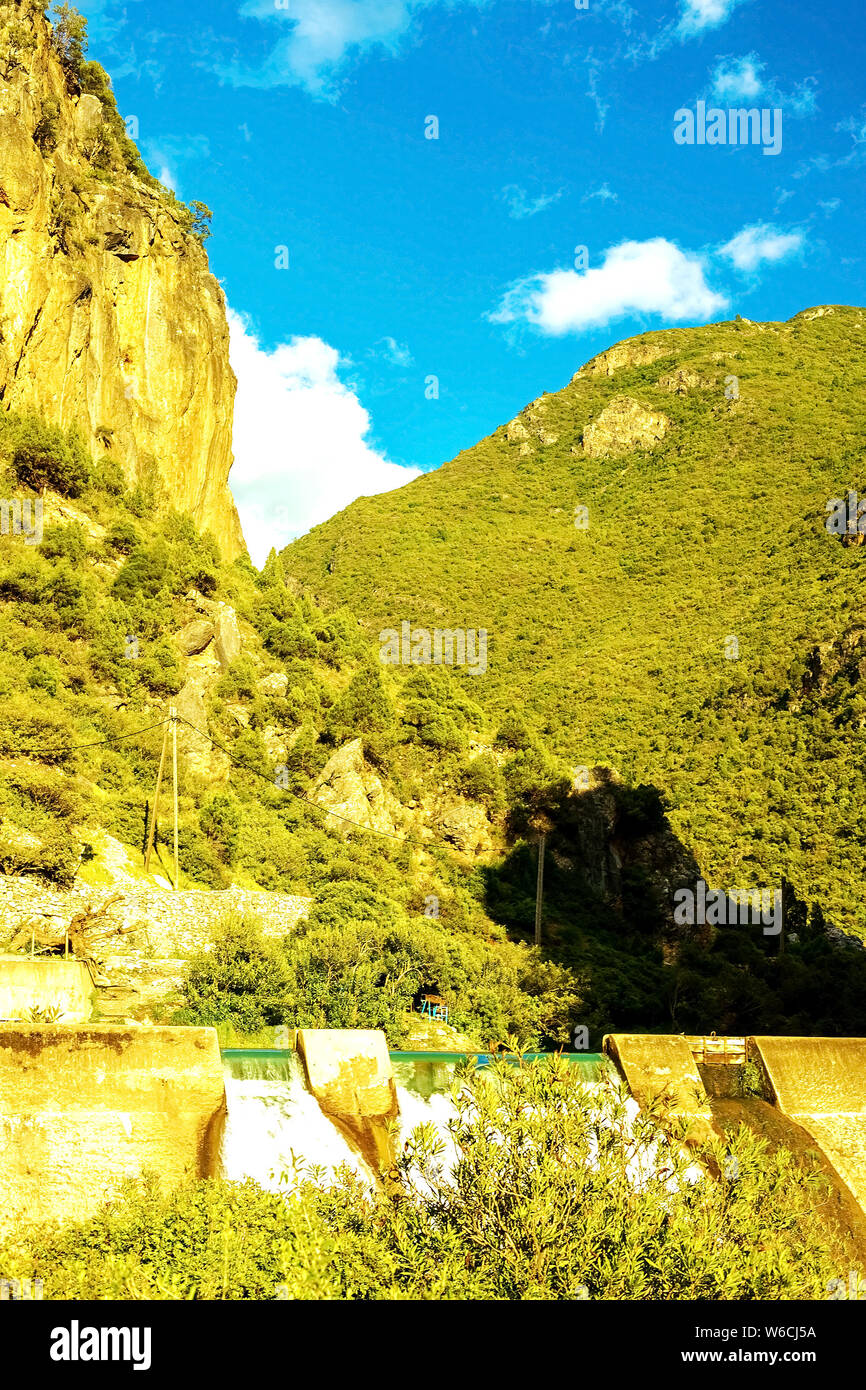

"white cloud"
[628,0,747,61]
[583,182,618,203]
[140,135,210,198]
[706,52,818,118]
[585,54,610,132]
[678,0,746,36]
[718,223,804,272]
[223,0,496,96]
[711,53,764,102]
[227,309,421,565]
[489,237,727,336]
[501,185,563,220]
[794,107,866,178]
[374,335,414,367]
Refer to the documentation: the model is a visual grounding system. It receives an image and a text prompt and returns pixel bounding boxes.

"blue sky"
[74,0,866,562]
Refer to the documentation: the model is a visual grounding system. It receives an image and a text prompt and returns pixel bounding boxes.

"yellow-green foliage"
[284,308,866,941]
[0,1058,848,1300]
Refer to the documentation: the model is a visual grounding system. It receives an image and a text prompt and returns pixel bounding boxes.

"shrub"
[326,664,396,743]
[33,98,60,152]
[112,540,170,602]
[105,518,141,555]
[459,752,505,812]
[0,1059,848,1301]
[176,916,293,1032]
[41,522,87,564]
[200,792,241,866]
[11,416,92,496]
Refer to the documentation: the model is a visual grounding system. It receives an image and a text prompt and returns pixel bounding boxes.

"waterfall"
[220,1052,375,1190]
[220,1050,615,1194]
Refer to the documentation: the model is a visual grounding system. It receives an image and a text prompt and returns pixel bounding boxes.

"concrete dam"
[604,1032,866,1257]
[3,1025,866,1243]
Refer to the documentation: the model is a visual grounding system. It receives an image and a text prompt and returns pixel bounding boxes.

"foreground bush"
[0,1057,846,1300]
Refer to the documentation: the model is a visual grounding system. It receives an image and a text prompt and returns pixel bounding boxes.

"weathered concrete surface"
[0,957,92,1022]
[751,1036,866,1215]
[297,1028,398,1171]
[604,1033,714,1143]
[711,1095,866,1268]
[0,1025,225,1231]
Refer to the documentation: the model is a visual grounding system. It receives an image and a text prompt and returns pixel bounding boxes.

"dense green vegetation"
[284,307,866,944]
[0,1057,850,1299]
[0,409,582,1044]
[170,911,574,1048]
[6,318,866,1045]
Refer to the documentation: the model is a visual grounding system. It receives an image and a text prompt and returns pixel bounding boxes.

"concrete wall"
[751,1035,866,1214]
[607,1032,866,1228]
[0,956,92,1022]
[297,1028,398,1173]
[0,1025,225,1232]
[604,1033,714,1143]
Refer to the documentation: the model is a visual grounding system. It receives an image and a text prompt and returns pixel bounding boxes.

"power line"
[0,704,412,843]
[174,713,408,843]
[0,716,170,759]
[0,598,836,839]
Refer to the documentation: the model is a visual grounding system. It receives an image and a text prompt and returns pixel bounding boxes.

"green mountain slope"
[283,306,866,941]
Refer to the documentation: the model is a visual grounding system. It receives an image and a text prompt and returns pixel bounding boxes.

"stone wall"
[0,876,311,959]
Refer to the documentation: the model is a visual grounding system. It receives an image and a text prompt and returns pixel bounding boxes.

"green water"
[220,1049,609,1095]
[389,1051,608,1099]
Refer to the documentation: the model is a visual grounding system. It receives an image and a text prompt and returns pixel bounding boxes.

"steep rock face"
[573,337,670,380]
[581,395,671,457]
[311,738,404,837]
[0,7,245,558]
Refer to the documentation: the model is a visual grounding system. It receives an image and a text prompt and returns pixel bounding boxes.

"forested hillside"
[283,306,866,954]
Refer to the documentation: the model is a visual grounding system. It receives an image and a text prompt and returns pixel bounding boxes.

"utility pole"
[171,704,179,891]
[534,832,546,946]
[143,714,170,875]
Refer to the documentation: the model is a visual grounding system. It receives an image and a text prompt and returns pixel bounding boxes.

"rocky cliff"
[0,2,245,558]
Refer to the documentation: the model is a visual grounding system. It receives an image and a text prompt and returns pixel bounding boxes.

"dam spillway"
[220,1047,610,1184]
[604,1032,866,1250]
[750,1035,866,1215]
[5,1026,866,1238]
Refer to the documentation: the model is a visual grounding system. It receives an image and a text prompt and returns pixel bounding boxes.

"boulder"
[225,702,249,728]
[657,367,702,395]
[297,1028,398,1173]
[310,738,401,837]
[506,417,531,444]
[258,671,289,698]
[174,675,229,780]
[174,619,215,656]
[432,797,492,854]
[574,338,668,380]
[73,94,104,146]
[213,605,241,667]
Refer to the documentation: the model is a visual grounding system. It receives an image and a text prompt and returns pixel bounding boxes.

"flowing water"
[221,1049,609,1190]
[220,1050,375,1190]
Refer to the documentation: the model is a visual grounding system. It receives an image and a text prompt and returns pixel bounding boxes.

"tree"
[12,416,92,497]
[50,3,88,75]
[187,200,213,243]
[325,664,396,743]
